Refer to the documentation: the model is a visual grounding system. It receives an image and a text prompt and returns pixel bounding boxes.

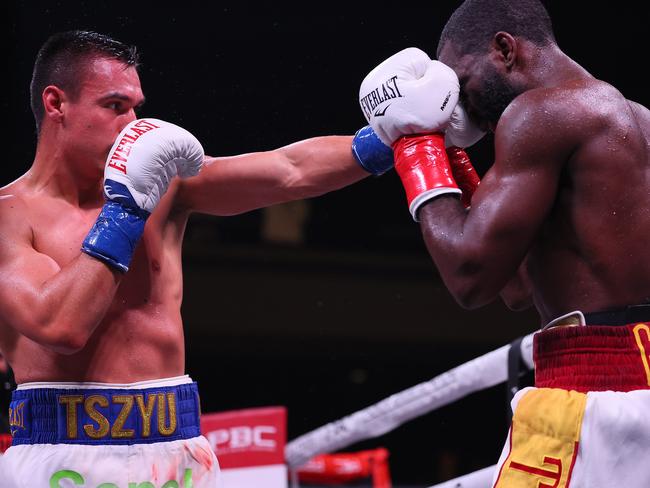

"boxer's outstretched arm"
[174,136,369,216]
[0,196,120,354]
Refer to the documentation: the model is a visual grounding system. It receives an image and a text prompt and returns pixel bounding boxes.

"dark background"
[4,1,647,485]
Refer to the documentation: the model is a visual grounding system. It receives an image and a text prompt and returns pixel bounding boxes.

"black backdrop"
[4,1,647,485]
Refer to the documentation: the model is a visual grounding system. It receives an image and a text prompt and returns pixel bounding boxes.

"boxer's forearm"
[2,254,120,354]
[174,136,369,216]
[418,196,527,310]
[278,136,369,199]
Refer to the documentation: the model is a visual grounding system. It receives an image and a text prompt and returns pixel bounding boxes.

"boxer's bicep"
[0,224,117,353]
[467,95,574,263]
[0,209,62,337]
[441,159,561,307]
[428,100,573,307]
[468,144,562,259]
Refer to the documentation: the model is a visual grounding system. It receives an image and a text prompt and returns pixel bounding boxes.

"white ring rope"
[285,332,535,468]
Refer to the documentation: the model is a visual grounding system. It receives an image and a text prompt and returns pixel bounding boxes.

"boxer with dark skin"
[0,31,370,385]
[362,2,650,484]
[420,1,650,323]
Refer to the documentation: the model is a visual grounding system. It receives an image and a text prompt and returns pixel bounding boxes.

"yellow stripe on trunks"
[632,323,650,386]
[494,388,587,488]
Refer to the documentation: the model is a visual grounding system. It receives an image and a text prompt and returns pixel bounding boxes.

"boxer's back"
[528,81,650,320]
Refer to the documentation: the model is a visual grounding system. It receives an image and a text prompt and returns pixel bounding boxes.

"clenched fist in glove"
[82,119,204,272]
[359,47,459,147]
[359,47,481,220]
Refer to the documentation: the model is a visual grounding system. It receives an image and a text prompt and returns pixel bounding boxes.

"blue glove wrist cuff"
[351,125,394,176]
[81,201,149,273]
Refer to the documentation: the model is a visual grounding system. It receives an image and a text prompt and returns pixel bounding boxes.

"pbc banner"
[201,406,287,488]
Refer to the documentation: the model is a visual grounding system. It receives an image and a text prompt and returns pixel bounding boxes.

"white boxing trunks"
[492,321,650,487]
[492,387,650,488]
[1,375,222,488]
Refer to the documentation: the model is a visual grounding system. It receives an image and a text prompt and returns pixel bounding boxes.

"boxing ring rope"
[285,332,536,484]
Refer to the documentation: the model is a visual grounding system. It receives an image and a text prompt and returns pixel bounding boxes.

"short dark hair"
[30,30,139,132]
[437,0,556,57]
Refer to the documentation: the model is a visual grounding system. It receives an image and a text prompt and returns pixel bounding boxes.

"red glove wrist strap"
[446,146,480,209]
[392,134,460,220]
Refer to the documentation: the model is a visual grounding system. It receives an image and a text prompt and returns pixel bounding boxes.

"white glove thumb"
[445,102,486,148]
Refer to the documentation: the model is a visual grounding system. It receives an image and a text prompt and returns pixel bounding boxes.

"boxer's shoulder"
[0,193,35,259]
[497,79,629,151]
[0,190,30,229]
[0,176,28,199]
[1,177,42,212]
[494,90,579,161]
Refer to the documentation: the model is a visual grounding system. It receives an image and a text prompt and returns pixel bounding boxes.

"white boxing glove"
[445,102,487,148]
[82,118,204,272]
[359,47,459,147]
[104,118,204,213]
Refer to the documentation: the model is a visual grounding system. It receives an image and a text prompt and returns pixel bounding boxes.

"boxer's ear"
[492,32,517,70]
[42,85,66,124]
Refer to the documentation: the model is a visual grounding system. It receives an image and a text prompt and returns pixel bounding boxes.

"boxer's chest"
[30,203,183,305]
[31,204,101,264]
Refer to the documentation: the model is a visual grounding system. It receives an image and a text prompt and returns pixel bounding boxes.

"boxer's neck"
[28,134,104,207]
[523,43,594,90]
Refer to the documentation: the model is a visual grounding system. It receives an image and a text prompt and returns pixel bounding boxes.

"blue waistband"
[9,382,201,446]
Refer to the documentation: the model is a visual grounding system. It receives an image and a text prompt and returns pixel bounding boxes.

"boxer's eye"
[106,102,123,112]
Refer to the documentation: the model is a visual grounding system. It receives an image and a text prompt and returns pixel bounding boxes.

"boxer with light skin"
[360,1,650,486]
[0,32,392,383]
[0,30,396,486]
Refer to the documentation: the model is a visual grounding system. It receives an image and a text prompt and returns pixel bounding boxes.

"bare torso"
[0,179,189,384]
[525,83,650,321]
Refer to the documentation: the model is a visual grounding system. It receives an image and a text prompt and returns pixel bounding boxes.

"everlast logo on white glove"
[104,118,204,213]
[106,119,161,175]
[359,75,404,120]
[358,47,460,147]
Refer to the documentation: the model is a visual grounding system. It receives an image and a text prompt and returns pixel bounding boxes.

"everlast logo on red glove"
[106,119,161,174]
[359,75,403,120]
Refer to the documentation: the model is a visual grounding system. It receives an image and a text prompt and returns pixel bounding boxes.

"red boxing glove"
[446,146,480,209]
[393,133,462,221]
